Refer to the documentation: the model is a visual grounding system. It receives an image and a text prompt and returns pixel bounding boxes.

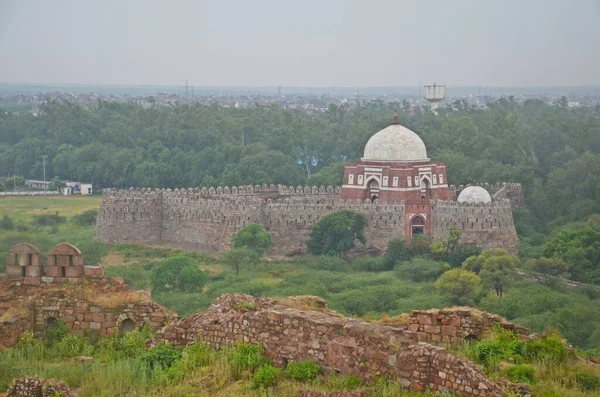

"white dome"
[457,186,492,204]
[362,124,429,162]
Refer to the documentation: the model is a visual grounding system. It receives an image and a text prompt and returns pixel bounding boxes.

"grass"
[0,333,438,397]
[0,195,101,221]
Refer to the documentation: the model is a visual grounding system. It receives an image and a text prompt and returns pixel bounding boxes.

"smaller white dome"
[457,186,492,204]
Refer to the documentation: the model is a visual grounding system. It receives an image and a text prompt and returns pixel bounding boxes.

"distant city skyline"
[1,0,599,87]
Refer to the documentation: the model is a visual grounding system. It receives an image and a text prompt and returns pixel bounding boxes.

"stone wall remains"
[155,294,505,397]
[0,273,175,349]
[95,184,519,255]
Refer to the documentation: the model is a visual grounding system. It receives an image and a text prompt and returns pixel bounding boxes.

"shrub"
[285,359,322,381]
[232,223,272,255]
[71,209,98,226]
[0,214,14,230]
[308,210,367,257]
[230,342,268,374]
[350,256,390,272]
[32,212,66,227]
[308,255,348,272]
[575,372,600,391]
[468,329,526,367]
[435,268,482,305]
[166,342,213,381]
[395,258,449,282]
[151,256,209,293]
[505,364,536,384]
[525,332,569,363]
[253,364,280,388]
[53,334,94,358]
[140,343,182,371]
[44,318,69,345]
[385,238,410,266]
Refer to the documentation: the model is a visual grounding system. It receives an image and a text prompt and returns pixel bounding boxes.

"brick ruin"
[2,241,542,396]
[94,182,521,256]
[151,293,539,397]
[0,243,175,349]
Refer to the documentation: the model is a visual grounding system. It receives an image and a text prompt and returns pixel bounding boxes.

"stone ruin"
[7,376,73,397]
[0,242,176,349]
[155,294,516,396]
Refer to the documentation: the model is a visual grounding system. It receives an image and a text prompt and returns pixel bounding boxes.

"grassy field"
[0,195,101,221]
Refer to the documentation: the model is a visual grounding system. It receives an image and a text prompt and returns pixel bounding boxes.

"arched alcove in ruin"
[45,242,83,279]
[45,317,59,331]
[119,318,136,335]
[410,215,425,237]
[6,243,42,278]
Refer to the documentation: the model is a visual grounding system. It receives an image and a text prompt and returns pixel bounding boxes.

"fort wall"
[95,185,518,255]
[431,200,519,253]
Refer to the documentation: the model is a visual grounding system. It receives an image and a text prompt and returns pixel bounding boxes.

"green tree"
[384,238,410,267]
[525,258,569,289]
[223,247,260,276]
[232,223,272,255]
[307,210,367,257]
[151,256,208,293]
[542,223,600,284]
[462,249,520,296]
[435,269,482,305]
[478,255,519,297]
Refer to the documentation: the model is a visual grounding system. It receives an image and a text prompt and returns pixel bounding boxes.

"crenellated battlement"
[95,182,519,255]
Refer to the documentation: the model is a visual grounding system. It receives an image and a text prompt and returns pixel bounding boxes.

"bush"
[575,372,600,391]
[285,359,322,381]
[44,318,69,345]
[140,343,181,371]
[166,342,213,382]
[32,212,66,227]
[395,258,449,282]
[71,209,98,226]
[505,364,536,384]
[253,364,280,388]
[151,256,209,293]
[232,223,272,255]
[435,268,482,305]
[308,255,349,272]
[385,238,410,266]
[53,334,94,358]
[230,342,268,374]
[350,256,390,272]
[525,332,569,363]
[0,214,14,230]
[468,329,526,367]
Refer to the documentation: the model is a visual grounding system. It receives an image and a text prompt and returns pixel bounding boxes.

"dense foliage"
[308,210,367,257]
[1,99,598,231]
[232,223,272,255]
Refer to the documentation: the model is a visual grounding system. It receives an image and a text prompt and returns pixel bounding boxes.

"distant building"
[60,181,93,196]
[24,180,51,190]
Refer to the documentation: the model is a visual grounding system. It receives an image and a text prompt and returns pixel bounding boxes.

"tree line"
[0,98,599,232]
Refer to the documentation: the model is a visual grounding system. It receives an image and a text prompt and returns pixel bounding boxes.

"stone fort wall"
[95,184,520,255]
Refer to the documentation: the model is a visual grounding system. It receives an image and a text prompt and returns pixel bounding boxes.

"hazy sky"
[1,0,599,87]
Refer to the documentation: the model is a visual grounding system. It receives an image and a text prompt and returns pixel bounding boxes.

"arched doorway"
[367,178,380,202]
[411,216,425,237]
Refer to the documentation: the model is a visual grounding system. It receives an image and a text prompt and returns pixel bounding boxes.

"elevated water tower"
[424,83,446,111]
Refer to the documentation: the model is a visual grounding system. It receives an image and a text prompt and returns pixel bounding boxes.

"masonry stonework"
[0,243,175,349]
[95,183,520,255]
[155,294,507,396]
